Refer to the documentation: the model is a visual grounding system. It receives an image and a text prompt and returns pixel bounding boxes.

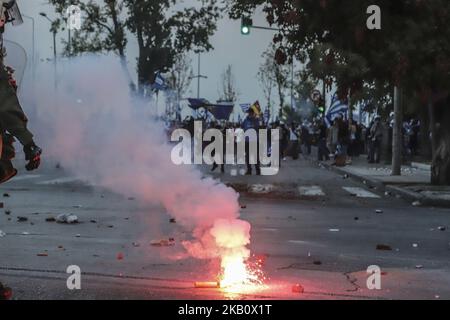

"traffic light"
[241,17,252,35]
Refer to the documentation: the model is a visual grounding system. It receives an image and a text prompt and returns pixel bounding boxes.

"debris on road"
[90,219,97,223]
[194,281,220,289]
[75,234,81,238]
[132,242,140,247]
[17,217,28,222]
[3,193,10,198]
[45,217,56,222]
[342,174,349,179]
[0,202,4,209]
[72,205,83,209]
[438,226,446,231]
[5,210,10,215]
[240,205,247,209]
[412,243,419,248]
[21,232,30,235]
[415,265,423,269]
[0,282,12,300]
[412,201,422,207]
[292,284,304,294]
[354,217,359,221]
[56,214,79,224]
[329,229,340,232]
[0,230,6,237]
[313,260,322,265]
[150,239,175,247]
[37,252,48,257]
[375,209,383,214]
[169,218,176,223]
[117,252,124,260]
[376,244,392,251]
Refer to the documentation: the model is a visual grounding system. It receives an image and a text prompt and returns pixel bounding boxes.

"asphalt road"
[1,159,449,300]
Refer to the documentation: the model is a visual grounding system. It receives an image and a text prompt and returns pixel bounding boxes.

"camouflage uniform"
[0,29,40,183]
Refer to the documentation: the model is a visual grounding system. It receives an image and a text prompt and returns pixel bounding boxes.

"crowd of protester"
[164,110,422,173]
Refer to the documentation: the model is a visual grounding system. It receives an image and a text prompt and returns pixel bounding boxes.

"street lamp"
[39,12,57,62]
[39,12,58,89]
[21,14,35,78]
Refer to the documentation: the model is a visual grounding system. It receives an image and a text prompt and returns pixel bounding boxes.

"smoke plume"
[24,55,250,263]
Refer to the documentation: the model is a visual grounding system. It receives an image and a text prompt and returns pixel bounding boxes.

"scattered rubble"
[151,238,175,247]
[412,243,419,248]
[438,226,446,231]
[45,217,56,222]
[376,244,392,251]
[0,230,6,237]
[0,282,12,300]
[412,201,422,207]
[37,252,48,257]
[90,220,97,223]
[292,284,304,294]
[17,217,28,222]
[56,214,79,224]
[415,265,423,269]
[375,209,383,214]
[4,210,10,215]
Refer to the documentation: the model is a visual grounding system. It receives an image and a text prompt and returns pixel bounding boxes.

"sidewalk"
[316,154,450,208]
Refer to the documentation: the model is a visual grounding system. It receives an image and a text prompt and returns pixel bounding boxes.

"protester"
[368,116,383,163]
[242,108,261,175]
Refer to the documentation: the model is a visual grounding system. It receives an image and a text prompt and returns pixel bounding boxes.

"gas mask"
[0,0,23,29]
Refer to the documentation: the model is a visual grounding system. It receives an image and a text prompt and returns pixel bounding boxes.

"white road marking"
[298,186,325,197]
[249,184,274,194]
[342,187,380,198]
[37,177,82,185]
[11,174,42,181]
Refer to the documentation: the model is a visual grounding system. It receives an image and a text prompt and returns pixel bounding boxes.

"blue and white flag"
[325,94,348,127]
[152,72,167,91]
[263,108,271,124]
[240,103,251,113]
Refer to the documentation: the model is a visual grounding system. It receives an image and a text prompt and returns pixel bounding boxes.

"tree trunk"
[392,86,402,176]
[431,103,450,185]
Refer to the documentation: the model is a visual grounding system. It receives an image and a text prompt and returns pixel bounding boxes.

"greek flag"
[152,72,167,91]
[263,108,270,124]
[325,94,348,127]
[240,103,251,113]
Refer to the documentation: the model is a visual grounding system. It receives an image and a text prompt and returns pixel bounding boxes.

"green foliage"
[48,0,221,87]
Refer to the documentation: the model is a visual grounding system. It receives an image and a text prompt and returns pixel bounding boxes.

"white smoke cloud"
[25,55,249,261]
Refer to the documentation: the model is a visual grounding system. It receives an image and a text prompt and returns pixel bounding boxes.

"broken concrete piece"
[17,217,28,222]
[375,209,383,214]
[150,239,175,247]
[0,230,5,237]
[376,244,392,251]
[56,214,78,224]
[0,282,12,300]
[292,284,304,294]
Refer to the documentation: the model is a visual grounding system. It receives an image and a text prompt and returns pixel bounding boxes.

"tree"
[228,0,450,185]
[259,45,290,118]
[48,0,221,93]
[218,65,238,103]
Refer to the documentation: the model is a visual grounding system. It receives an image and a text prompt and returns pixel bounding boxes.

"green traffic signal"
[241,17,253,35]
